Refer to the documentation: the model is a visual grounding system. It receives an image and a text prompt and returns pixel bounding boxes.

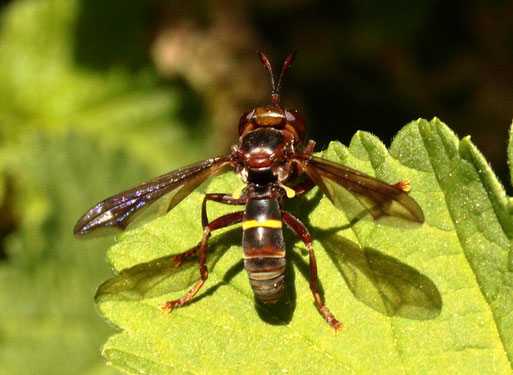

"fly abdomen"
[244,257,286,303]
[242,198,286,303]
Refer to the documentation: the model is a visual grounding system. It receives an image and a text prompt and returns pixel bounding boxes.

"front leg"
[286,139,316,198]
[162,210,244,311]
[289,139,316,181]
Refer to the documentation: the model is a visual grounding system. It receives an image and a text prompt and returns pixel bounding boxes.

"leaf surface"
[96,119,513,374]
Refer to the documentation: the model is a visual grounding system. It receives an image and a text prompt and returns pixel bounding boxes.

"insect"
[74,52,424,333]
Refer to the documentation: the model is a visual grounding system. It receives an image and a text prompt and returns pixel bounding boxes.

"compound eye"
[238,109,255,135]
[284,109,306,143]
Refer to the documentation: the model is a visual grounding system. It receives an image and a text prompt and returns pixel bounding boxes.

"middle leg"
[162,210,244,311]
[171,193,246,266]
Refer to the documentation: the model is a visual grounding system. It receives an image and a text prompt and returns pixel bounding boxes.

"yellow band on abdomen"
[242,219,282,230]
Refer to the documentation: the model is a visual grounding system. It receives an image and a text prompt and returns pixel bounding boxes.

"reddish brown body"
[75,52,424,334]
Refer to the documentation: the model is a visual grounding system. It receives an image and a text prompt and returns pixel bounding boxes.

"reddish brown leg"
[287,139,316,198]
[200,193,246,227]
[170,193,246,266]
[282,211,344,334]
[170,244,201,267]
[303,139,316,155]
[162,210,244,311]
[289,140,316,180]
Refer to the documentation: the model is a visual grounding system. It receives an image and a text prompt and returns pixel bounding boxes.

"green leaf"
[96,119,513,374]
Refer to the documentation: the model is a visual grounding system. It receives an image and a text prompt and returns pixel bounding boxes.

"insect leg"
[171,194,246,266]
[288,140,317,197]
[303,139,316,156]
[201,193,247,227]
[290,140,317,180]
[162,210,244,311]
[170,243,201,267]
[282,211,344,334]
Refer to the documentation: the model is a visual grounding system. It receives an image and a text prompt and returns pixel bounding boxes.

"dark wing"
[293,154,424,224]
[74,156,232,236]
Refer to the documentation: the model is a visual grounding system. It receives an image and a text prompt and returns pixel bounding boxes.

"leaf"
[95,118,513,374]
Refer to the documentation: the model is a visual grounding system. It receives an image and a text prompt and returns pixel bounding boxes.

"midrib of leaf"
[416,119,513,367]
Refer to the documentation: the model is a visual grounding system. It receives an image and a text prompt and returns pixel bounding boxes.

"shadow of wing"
[320,232,442,320]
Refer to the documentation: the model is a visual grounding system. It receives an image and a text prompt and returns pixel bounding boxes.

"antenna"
[257,51,276,102]
[257,50,297,105]
[276,50,297,102]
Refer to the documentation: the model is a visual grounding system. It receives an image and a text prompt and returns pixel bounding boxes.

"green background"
[0,0,512,374]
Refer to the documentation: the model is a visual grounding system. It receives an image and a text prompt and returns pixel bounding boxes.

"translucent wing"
[293,154,424,224]
[74,156,232,236]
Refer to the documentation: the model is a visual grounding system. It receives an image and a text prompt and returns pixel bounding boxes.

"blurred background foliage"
[0,0,511,373]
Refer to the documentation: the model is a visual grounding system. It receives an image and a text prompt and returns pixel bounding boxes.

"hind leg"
[282,211,344,334]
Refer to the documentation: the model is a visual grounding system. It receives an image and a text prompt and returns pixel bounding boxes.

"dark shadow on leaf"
[95,228,240,304]
[288,248,326,297]
[317,228,442,319]
[189,259,245,306]
[0,178,17,261]
[285,187,441,319]
[283,187,324,217]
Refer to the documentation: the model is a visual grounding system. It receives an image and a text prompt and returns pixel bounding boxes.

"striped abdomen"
[242,198,286,303]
